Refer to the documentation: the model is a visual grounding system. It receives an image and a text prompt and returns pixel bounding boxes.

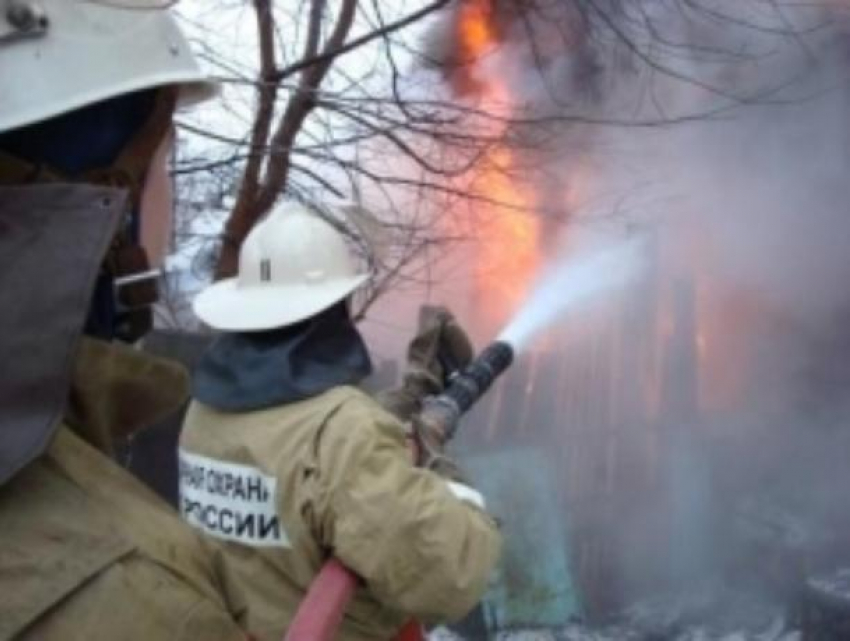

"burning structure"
[360,1,850,638]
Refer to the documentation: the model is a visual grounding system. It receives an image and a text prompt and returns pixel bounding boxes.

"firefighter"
[0,2,248,639]
[179,203,502,640]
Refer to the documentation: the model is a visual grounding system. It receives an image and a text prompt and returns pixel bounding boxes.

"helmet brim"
[0,3,218,133]
[193,273,370,331]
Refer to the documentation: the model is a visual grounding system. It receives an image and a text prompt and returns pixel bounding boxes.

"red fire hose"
[282,559,361,641]
[282,556,423,640]
[282,506,425,641]
[282,436,425,641]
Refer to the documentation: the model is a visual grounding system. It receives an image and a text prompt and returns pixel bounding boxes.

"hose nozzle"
[419,340,514,442]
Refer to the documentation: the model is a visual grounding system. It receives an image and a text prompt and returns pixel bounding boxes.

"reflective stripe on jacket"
[179,385,501,641]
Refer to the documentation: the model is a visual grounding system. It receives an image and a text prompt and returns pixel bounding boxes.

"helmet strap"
[91,87,178,342]
[0,87,178,342]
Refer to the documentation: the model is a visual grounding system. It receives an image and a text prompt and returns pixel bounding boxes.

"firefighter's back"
[179,386,412,641]
[180,383,501,641]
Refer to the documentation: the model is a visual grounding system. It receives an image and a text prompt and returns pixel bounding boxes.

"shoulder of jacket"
[317,386,407,445]
[323,386,401,425]
[321,384,371,405]
[187,389,369,418]
[0,453,135,638]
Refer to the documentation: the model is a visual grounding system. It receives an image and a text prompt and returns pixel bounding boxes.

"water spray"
[499,236,648,352]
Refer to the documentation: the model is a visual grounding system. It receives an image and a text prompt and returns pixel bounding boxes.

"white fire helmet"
[194,203,371,332]
[0,0,217,133]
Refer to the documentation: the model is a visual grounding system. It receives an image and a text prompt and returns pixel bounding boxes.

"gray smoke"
[428,0,850,630]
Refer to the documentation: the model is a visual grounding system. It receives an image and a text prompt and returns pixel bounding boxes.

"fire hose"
[283,341,515,641]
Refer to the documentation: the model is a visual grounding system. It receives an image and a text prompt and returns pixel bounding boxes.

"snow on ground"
[427,585,806,641]
[429,626,800,641]
[429,628,558,641]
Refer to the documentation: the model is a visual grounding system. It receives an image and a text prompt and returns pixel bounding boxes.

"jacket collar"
[0,184,124,484]
[193,303,373,412]
[65,337,189,456]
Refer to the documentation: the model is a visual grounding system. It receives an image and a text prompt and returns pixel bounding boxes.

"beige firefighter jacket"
[0,339,248,641]
[179,386,501,641]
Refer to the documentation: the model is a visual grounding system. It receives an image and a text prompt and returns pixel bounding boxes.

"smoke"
[422,0,850,628]
[511,1,850,330]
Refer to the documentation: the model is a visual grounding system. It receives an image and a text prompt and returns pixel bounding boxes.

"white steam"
[498,236,648,350]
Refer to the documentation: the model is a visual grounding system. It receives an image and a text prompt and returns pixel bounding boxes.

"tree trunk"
[216,199,263,279]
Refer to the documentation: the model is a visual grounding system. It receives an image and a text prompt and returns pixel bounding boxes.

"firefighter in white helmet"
[0,2,248,639]
[179,203,502,640]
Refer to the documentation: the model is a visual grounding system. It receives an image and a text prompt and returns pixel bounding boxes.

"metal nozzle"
[444,340,514,414]
[420,340,514,441]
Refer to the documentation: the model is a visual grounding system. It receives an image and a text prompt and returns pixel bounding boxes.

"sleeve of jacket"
[309,394,501,623]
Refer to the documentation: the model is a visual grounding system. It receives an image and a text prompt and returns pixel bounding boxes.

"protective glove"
[411,411,468,483]
[377,305,474,422]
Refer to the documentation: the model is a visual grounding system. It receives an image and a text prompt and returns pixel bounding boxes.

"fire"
[457,0,496,60]
[453,0,541,329]
[472,149,538,322]
[451,0,499,96]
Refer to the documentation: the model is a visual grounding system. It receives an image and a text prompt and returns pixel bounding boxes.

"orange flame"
[458,0,496,59]
[453,0,540,329]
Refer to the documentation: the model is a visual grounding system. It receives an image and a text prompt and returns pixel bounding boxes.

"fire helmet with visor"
[1,0,217,341]
[0,0,216,132]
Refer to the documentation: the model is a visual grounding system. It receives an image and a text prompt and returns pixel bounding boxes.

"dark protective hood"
[0,185,125,485]
[0,89,156,176]
[193,303,373,412]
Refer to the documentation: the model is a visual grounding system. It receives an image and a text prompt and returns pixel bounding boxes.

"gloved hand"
[412,411,468,483]
[377,305,474,421]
